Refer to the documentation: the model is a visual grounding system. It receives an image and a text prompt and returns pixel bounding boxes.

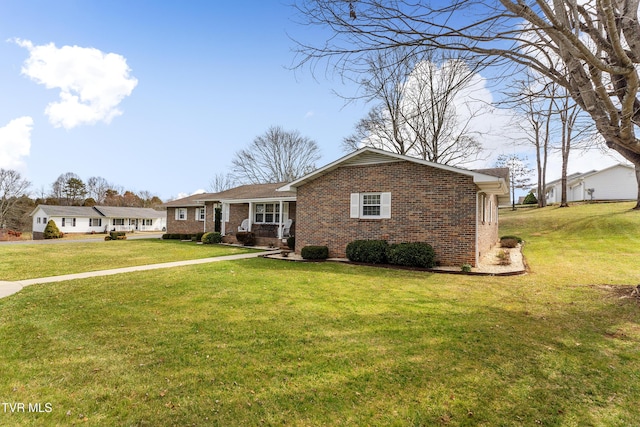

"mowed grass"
[0,203,639,426]
[0,240,257,281]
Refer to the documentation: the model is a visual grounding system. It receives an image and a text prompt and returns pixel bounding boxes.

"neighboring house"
[164,183,296,246]
[541,164,636,204]
[30,205,167,239]
[279,148,510,267]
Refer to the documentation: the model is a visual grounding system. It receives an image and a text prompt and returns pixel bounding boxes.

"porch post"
[277,200,284,239]
[221,203,226,236]
[247,203,253,232]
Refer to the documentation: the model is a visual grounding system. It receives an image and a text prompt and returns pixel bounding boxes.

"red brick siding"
[166,202,216,234]
[295,161,494,266]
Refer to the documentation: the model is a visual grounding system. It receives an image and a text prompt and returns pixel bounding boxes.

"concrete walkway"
[0,250,279,300]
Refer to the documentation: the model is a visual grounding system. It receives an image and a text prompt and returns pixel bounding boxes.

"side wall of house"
[295,161,483,266]
[166,202,216,234]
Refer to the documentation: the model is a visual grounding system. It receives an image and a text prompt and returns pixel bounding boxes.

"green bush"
[387,242,436,268]
[523,192,538,205]
[287,236,295,250]
[201,232,222,244]
[43,220,62,239]
[195,232,205,242]
[109,231,126,240]
[301,245,329,260]
[346,240,389,264]
[161,234,170,240]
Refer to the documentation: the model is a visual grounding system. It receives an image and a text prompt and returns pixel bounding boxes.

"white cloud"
[304,110,315,119]
[14,38,138,129]
[0,116,33,169]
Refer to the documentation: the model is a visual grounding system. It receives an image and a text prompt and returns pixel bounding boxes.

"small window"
[89,218,102,227]
[113,218,125,226]
[350,193,391,219]
[197,207,205,221]
[176,208,187,221]
[62,218,76,227]
[362,194,381,217]
[142,219,153,226]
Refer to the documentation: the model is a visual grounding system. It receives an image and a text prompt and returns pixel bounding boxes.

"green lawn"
[0,240,257,281]
[0,203,639,426]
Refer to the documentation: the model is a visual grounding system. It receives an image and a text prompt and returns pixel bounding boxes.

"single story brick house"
[164,183,296,246]
[30,205,167,239]
[165,148,509,266]
[278,148,510,266]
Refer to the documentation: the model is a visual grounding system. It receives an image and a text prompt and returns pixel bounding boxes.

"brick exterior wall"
[223,202,296,247]
[166,202,216,234]
[295,161,499,267]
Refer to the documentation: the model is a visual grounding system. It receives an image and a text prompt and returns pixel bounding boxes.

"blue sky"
[0,1,625,201]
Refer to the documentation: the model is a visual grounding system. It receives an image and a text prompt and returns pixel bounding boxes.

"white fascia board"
[219,196,297,204]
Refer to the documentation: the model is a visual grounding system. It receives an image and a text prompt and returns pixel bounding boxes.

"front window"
[361,194,381,217]
[62,218,76,227]
[254,203,280,223]
[142,219,153,226]
[197,207,205,221]
[176,208,187,221]
[113,218,125,226]
[89,218,102,227]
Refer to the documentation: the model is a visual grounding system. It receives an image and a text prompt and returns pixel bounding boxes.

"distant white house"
[30,205,167,239]
[541,164,637,204]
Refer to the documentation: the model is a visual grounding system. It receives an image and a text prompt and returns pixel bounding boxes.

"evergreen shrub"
[301,245,329,260]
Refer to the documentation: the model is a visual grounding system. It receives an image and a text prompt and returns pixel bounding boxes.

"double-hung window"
[62,217,76,227]
[113,218,125,226]
[350,192,391,219]
[142,219,153,226]
[89,218,102,227]
[254,203,280,224]
[175,208,187,221]
[197,207,205,221]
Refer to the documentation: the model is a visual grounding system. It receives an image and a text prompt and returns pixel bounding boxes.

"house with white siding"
[30,205,166,239]
[542,164,637,204]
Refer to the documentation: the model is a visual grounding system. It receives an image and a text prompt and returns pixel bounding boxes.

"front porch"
[221,200,296,248]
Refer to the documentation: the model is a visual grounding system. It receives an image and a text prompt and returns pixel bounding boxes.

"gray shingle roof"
[32,205,165,219]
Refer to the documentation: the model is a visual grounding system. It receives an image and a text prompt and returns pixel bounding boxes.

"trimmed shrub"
[43,220,62,239]
[180,234,192,240]
[500,238,519,248]
[236,232,255,246]
[110,231,126,240]
[387,242,436,268]
[286,236,295,250]
[301,245,329,260]
[201,232,222,244]
[500,235,523,244]
[195,232,205,242]
[346,240,389,264]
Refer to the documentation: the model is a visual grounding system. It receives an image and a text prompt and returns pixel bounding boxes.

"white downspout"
[475,191,481,267]
[248,203,253,232]
[221,203,226,236]
[203,204,207,233]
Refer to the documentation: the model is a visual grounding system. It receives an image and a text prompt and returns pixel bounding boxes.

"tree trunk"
[606,141,640,209]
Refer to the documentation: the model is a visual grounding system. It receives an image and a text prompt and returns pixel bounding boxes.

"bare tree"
[0,169,31,229]
[87,176,112,204]
[293,0,640,208]
[495,154,534,211]
[208,173,236,193]
[344,50,484,165]
[231,126,321,184]
[50,172,86,206]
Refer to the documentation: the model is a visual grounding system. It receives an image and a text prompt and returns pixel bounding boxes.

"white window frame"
[89,218,102,227]
[196,207,205,221]
[350,192,391,219]
[62,217,76,227]
[142,219,153,226]
[254,203,280,224]
[175,208,187,221]
[113,218,125,226]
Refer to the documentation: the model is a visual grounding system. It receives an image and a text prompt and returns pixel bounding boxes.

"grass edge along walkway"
[0,250,280,299]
